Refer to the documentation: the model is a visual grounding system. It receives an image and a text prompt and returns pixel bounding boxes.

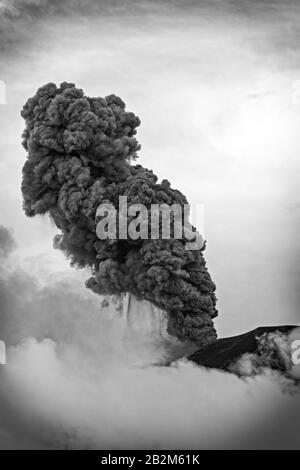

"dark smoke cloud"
[21,82,218,346]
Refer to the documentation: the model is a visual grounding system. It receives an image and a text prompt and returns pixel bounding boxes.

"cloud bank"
[0,226,299,449]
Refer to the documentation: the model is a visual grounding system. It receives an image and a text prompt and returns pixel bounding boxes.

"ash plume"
[21,82,217,346]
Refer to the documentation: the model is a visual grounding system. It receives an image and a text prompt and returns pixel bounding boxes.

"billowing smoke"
[231,330,300,380]
[0,226,299,449]
[21,82,218,346]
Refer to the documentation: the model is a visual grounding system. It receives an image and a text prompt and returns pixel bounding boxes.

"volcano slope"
[189,325,299,376]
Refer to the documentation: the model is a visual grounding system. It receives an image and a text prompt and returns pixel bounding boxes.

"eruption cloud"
[21,82,218,346]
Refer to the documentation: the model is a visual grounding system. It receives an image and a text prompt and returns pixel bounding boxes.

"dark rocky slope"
[188,325,299,373]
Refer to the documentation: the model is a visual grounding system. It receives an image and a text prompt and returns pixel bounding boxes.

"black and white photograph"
[0,0,299,452]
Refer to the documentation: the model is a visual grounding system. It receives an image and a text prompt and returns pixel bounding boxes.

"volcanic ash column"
[21,82,218,347]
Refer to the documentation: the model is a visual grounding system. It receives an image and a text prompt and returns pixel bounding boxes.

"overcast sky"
[0,0,300,336]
